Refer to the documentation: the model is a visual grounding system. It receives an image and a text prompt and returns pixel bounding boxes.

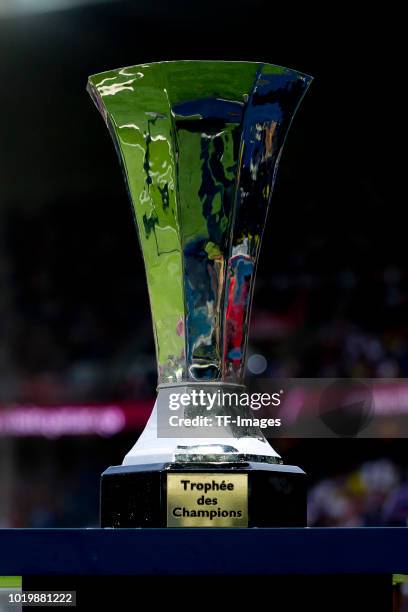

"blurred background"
[0,0,405,529]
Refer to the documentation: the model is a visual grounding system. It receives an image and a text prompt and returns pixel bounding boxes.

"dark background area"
[0,0,405,528]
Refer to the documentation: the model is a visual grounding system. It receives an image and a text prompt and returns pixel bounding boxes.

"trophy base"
[100,461,306,528]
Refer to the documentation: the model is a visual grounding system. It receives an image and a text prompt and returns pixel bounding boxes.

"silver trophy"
[88,60,312,527]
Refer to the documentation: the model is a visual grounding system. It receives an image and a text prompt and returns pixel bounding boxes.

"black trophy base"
[100,462,306,527]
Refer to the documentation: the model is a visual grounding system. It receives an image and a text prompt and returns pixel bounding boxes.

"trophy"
[88,60,312,527]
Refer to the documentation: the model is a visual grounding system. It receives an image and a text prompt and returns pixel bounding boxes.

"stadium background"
[0,0,406,532]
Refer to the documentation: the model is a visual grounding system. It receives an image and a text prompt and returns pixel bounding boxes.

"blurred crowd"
[5,467,98,529]
[308,459,408,527]
[251,264,408,380]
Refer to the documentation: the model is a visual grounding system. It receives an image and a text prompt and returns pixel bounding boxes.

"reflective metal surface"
[88,61,312,387]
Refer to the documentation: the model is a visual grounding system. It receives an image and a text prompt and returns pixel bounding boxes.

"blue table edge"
[0,528,407,575]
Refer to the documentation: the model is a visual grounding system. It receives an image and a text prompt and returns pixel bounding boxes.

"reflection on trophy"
[88,60,312,527]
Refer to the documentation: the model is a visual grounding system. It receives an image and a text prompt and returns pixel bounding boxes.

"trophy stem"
[122,383,282,466]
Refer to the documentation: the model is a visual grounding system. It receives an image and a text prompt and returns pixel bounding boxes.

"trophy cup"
[87,60,312,527]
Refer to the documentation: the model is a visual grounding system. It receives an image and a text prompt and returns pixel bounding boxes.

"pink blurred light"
[0,402,152,437]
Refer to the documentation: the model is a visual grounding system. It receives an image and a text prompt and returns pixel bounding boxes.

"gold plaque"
[167,473,248,527]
